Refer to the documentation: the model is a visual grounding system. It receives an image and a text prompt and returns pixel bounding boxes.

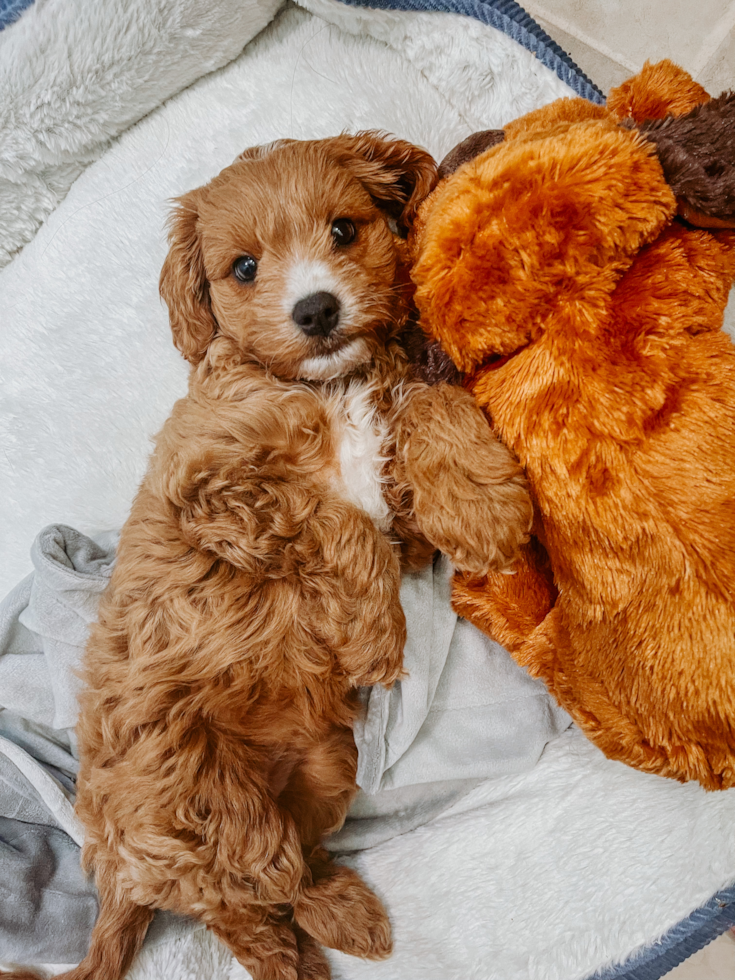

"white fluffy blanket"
[2,1,735,978]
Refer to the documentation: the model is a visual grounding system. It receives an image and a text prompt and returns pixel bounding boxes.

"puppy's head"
[160,132,436,380]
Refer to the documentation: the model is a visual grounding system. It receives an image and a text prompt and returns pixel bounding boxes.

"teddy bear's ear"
[438,130,505,180]
[607,60,710,123]
[410,122,677,373]
[636,91,735,229]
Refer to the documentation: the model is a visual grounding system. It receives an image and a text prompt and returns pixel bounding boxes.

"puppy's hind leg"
[205,845,331,980]
[293,859,392,962]
[283,736,392,962]
[209,906,301,980]
[294,926,331,980]
[67,885,153,980]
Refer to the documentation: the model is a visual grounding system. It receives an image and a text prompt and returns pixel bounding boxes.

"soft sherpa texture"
[301,0,574,129]
[2,1,735,978]
[335,0,605,103]
[0,0,282,267]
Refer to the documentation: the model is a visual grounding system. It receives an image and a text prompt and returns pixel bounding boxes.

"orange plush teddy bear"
[409,60,735,790]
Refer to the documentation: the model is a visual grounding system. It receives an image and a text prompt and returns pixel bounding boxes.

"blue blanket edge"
[338,0,605,102]
[3,0,732,976]
[591,881,735,980]
[0,0,31,30]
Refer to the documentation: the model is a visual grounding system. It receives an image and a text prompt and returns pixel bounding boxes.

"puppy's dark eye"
[331,219,356,247]
[233,255,257,282]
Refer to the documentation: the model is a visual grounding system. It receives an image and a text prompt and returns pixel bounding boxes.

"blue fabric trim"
[589,881,735,980]
[0,0,34,31]
[336,0,605,103]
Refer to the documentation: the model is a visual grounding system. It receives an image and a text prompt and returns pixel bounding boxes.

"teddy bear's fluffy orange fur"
[410,61,735,790]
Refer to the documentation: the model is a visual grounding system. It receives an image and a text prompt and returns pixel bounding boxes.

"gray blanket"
[0,525,112,962]
[0,525,570,963]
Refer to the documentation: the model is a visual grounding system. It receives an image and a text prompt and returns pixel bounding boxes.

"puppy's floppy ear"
[332,130,438,232]
[159,190,217,364]
[235,138,297,164]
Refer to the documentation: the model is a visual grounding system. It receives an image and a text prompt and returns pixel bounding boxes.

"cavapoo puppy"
[3,133,531,980]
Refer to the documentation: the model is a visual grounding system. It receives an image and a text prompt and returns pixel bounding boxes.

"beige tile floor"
[522,0,735,94]
[665,928,735,979]
[514,8,735,977]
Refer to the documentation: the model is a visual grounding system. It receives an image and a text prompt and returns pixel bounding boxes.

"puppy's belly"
[330,382,393,532]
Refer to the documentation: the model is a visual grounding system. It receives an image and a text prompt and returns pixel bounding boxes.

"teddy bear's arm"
[451,538,557,651]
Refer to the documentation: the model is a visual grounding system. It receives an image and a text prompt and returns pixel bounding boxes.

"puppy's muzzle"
[292,291,341,337]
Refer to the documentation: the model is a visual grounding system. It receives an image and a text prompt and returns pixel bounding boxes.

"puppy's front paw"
[437,472,533,574]
[348,602,406,689]
[400,384,533,573]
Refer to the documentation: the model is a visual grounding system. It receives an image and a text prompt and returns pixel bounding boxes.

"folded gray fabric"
[1,524,115,731]
[0,815,97,963]
[331,554,571,849]
[0,525,112,962]
[0,731,97,963]
[356,554,570,793]
[0,524,570,961]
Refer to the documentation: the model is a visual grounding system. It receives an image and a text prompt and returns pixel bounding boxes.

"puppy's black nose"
[292,292,341,337]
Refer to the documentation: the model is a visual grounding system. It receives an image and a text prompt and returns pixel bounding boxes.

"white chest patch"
[332,383,393,533]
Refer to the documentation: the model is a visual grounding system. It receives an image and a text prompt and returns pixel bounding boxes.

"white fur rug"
[0,0,283,268]
[2,1,735,978]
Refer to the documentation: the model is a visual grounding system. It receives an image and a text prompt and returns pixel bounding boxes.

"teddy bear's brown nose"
[292,292,341,337]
